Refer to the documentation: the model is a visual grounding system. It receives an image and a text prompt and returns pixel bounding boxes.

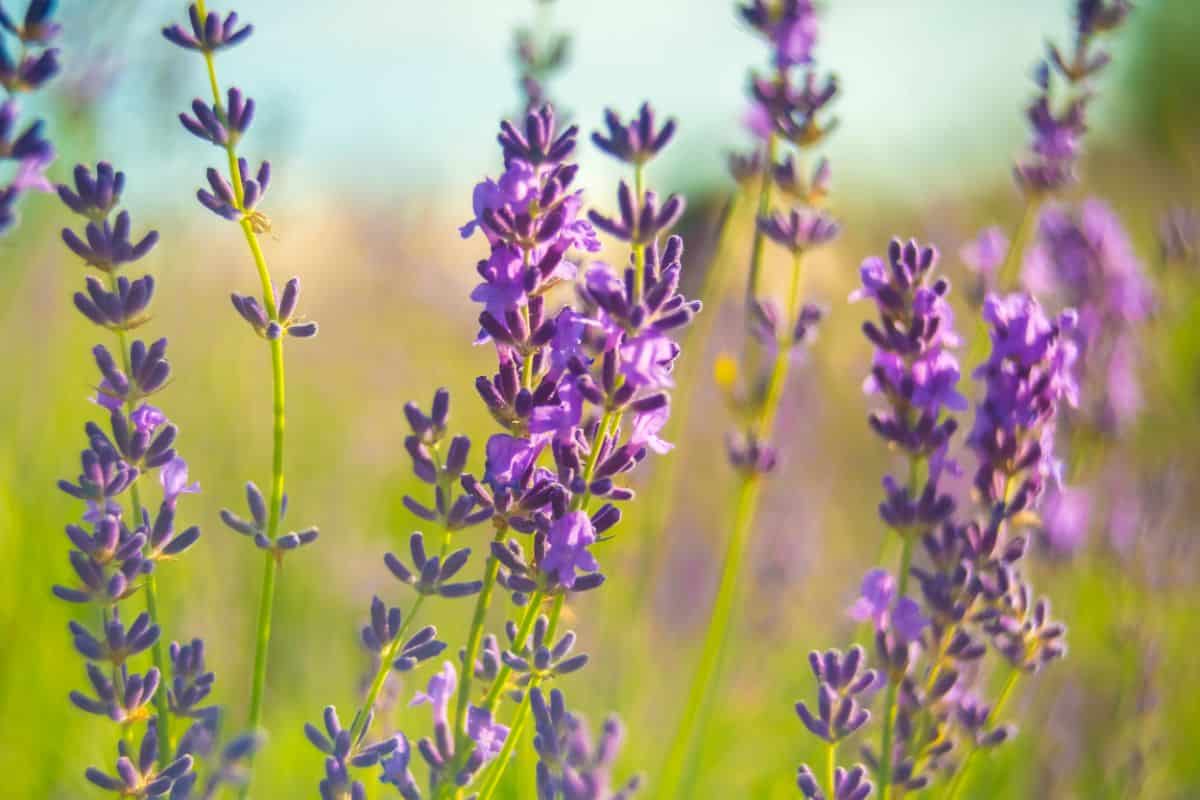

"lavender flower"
[968,292,1079,512]
[162,5,253,52]
[1014,0,1132,192]
[55,161,211,780]
[530,688,641,800]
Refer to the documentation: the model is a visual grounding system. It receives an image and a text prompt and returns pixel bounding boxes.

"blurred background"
[2,0,1199,796]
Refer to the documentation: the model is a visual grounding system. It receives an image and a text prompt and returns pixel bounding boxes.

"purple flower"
[961,226,1009,277]
[541,511,599,589]
[528,380,583,443]
[460,161,538,241]
[847,569,895,631]
[485,434,542,489]
[130,403,166,435]
[969,292,1079,511]
[466,705,509,764]
[630,403,673,455]
[619,332,678,390]
[161,456,200,506]
[379,734,418,794]
[891,597,929,642]
[470,244,526,318]
[1041,484,1091,552]
[410,661,456,728]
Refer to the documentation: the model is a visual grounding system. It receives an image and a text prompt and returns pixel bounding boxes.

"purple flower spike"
[591,102,677,165]
[163,4,254,53]
[968,292,1079,513]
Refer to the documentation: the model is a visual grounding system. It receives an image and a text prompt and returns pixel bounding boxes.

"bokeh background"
[3,0,1199,797]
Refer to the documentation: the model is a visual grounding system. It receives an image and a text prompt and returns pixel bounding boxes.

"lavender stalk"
[989,0,1134,292]
[164,4,320,793]
[659,3,838,794]
[55,159,214,792]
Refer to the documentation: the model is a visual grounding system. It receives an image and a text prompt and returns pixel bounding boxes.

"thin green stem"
[825,741,838,799]
[350,594,426,743]
[632,161,647,302]
[876,536,913,800]
[657,474,763,800]
[745,134,778,308]
[996,197,1040,293]
[659,249,805,799]
[474,594,566,800]
[942,670,1021,800]
[450,526,509,749]
[481,591,545,712]
[629,192,745,611]
[756,248,805,442]
[187,21,288,796]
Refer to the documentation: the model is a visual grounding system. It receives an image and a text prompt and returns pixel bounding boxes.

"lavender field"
[2,0,1199,798]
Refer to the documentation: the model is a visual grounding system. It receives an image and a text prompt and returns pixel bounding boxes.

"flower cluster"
[304,99,683,797]
[1014,0,1133,192]
[529,687,641,800]
[792,237,1077,798]
[1025,198,1152,424]
[54,162,272,797]
[0,0,59,233]
[720,0,840,471]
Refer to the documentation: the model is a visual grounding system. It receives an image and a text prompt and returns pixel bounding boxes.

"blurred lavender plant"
[164,5,319,794]
[513,0,568,113]
[791,238,1079,800]
[981,0,1134,291]
[0,0,60,233]
[1021,200,1155,552]
[53,160,268,797]
[659,3,839,794]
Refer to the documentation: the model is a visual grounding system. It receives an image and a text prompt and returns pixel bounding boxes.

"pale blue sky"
[59,0,1139,209]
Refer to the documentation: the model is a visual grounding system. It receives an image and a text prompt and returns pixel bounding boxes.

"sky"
[53,0,1139,211]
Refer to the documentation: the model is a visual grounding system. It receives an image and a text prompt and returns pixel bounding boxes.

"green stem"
[188,29,289,795]
[450,526,509,749]
[745,134,778,308]
[109,303,172,764]
[659,249,805,799]
[632,161,647,302]
[756,248,805,442]
[942,670,1021,800]
[825,741,838,799]
[481,591,545,713]
[996,198,1040,293]
[350,594,426,743]
[876,536,912,800]
[474,594,566,800]
[657,474,763,800]
[629,191,745,612]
